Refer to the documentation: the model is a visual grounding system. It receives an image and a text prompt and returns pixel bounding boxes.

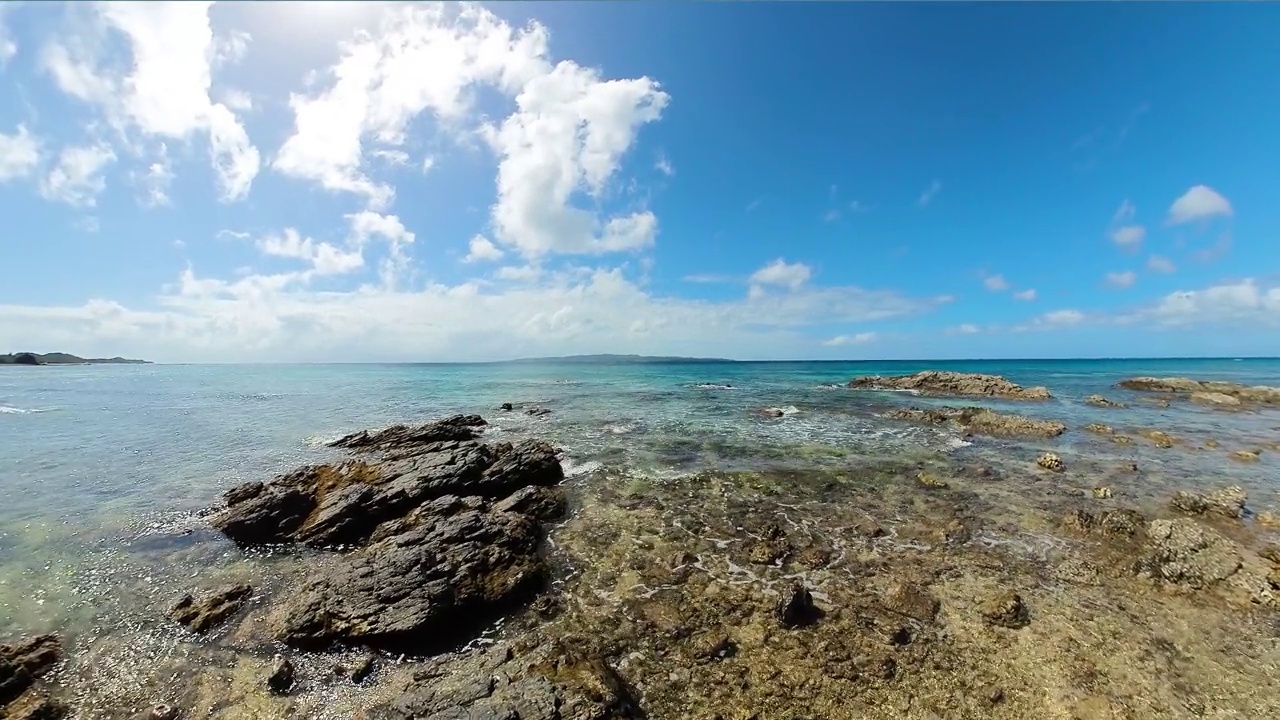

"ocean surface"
[3,358,1279,641]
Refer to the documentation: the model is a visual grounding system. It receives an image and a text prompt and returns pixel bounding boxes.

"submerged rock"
[1063,507,1146,536]
[849,371,1052,400]
[1085,394,1123,408]
[1118,377,1280,406]
[1137,519,1242,589]
[979,590,1029,628]
[884,582,940,622]
[1084,423,1113,434]
[168,583,253,633]
[885,406,1065,438]
[1231,450,1261,463]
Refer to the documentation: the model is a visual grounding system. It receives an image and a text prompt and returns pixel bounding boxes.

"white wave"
[302,433,346,448]
[945,437,973,451]
[692,383,736,390]
[562,459,604,478]
[0,405,52,414]
[604,423,637,435]
[779,405,801,416]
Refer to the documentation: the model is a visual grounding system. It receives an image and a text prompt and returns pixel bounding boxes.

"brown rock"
[1169,486,1246,519]
[886,406,1065,438]
[1036,453,1065,472]
[1084,423,1113,434]
[1230,450,1261,463]
[915,471,949,489]
[266,655,294,695]
[775,582,822,627]
[1085,395,1123,408]
[850,371,1052,400]
[1118,377,1280,406]
[979,590,1029,628]
[168,583,252,633]
[884,582,940,622]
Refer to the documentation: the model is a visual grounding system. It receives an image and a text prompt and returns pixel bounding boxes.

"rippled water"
[2,358,1279,639]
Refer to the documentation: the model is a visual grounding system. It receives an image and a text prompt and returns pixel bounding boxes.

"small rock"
[1086,394,1123,408]
[499,402,513,411]
[756,407,785,418]
[775,581,822,627]
[348,654,376,684]
[1084,423,1113,434]
[978,590,1029,628]
[1230,450,1261,463]
[1205,439,1221,448]
[266,655,295,695]
[916,471,949,489]
[1260,544,1280,565]
[1036,453,1065,472]
[884,582,940,622]
[1092,487,1112,499]
[988,688,1006,705]
[1111,435,1134,445]
[524,407,551,417]
[748,539,790,565]
[1191,391,1242,407]
[1258,512,1280,529]
[696,635,736,661]
[793,545,832,570]
[141,704,179,720]
[1141,430,1175,449]
[854,518,886,538]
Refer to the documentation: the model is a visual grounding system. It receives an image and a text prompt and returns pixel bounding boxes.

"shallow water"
[3,358,1280,716]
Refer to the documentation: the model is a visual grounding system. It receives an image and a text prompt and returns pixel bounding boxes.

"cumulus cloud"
[947,323,981,335]
[1042,309,1084,326]
[1013,289,1037,301]
[137,143,174,207]
[823,332,877,347]
[750,259,811,290]
[40,1,261,201]
[40,142,117,207]
[1127,279,1280,328]
[1168,185,1232,224]
[0,125,41,181]
[1105,270,1136,289]
[1147,255,1176,274]
[983,274,1009,292]
[256,228,364,276]
[465,235,504,263]
[1110,225,1145,248]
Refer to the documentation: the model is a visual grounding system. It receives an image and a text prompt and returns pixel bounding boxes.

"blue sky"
[0,1,1277,362]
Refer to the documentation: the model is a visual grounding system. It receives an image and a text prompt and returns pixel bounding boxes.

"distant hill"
[506,354,734,364]
[0,352,151,365]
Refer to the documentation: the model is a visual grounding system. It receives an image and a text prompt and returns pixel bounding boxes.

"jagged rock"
[168,583,253,633]
[1085,394,1123,408]
[492,485,566,522]
[884,582,940,622]
[266,655,294,695]
[775,582,822,627]
[979,591,1029,628]
[1231,450,1261,463]
[499,403,513,411]
[1084,423,1113,434]
[1137,519,1242,589]
[1063,507,1146,536]
[1118,377,1280,406]
[329,414,487,452]
[525,407,551,417]
[1036,453,1064,472]
[273,509,544,650]
[849,371,1052,399]
[1092,487,1113,499]
[915,472,949,489]
[1,634,64,719]
[1140,430,1176,449]
[885,406,1065,438]
[1169,486,1246,519]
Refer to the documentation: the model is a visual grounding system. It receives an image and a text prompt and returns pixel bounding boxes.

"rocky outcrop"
[849,371,1052,400]
[1,634,66,719]
[1085,394,1123,408]
[168,583,253,633]
[1117,377,1280,406]
[209,414,566,653]
[884,406,1065,438]
[1036,453,1065,472]
[1136,519,1242,589]
[1169,485,1247,519]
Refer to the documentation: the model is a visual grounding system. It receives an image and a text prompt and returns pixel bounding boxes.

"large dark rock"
[273,509,545,650]
[1,634,64,717]
[329,414,487,452]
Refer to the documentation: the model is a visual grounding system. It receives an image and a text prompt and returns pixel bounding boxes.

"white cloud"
[948,323,981,335]
[0,125,41,181]
[1042,309,1084,326]
[256,228,363,276]
[138,144,174,207]
[0,4,17,66]
[1128,279,1280,328]
[1112,199,1136,225]
[1168,185,1232,224]
[421,155,436,173]
[682,274,732,284]
[465,234,504,263]
[40,2,261,201]
[218,88,253,113]
[40,142,117,207]
[823,209,841,223]
[495,264,542,282]
[983,274,1009,292]
[1105,270,1136,289]
[371,149,410,166]
[0,265,949,362]
[1110,225,1145,248]
[823,332,877,347]
[750,259,811,290]
[1013,289,1037,301]
[1146,255,1176,274]
[344,210,416,287]
[917,179,941,206]
[655,153,674,177]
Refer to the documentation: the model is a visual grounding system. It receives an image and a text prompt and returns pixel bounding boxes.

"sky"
[1,1,1278,363]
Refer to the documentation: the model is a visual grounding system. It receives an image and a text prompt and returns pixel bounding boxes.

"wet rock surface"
[0,634,65,719]
[885,406,1065,438]
[1085,394,1123,408]
[168,583,253,633]
[1118,377,1280,406]
[849,371,1052,400]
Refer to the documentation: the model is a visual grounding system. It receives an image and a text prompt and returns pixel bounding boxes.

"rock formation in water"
[0,634,66,718]
[884,406,1065,438]
[848,371,1052,400]
[1118,377,1280,406]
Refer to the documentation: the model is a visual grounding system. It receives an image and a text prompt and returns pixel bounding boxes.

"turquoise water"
[2,358,1279,637]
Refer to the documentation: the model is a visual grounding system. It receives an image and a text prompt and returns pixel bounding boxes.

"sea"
[2,358,1278,648]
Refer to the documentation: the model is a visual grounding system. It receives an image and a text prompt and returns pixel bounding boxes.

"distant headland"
[504,353,734,365]
[0,352,151,366]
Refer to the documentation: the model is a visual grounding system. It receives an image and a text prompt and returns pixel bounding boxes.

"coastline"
[3,365,1280,718]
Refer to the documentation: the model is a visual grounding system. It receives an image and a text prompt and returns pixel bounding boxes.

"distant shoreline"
[0,352,151,366]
